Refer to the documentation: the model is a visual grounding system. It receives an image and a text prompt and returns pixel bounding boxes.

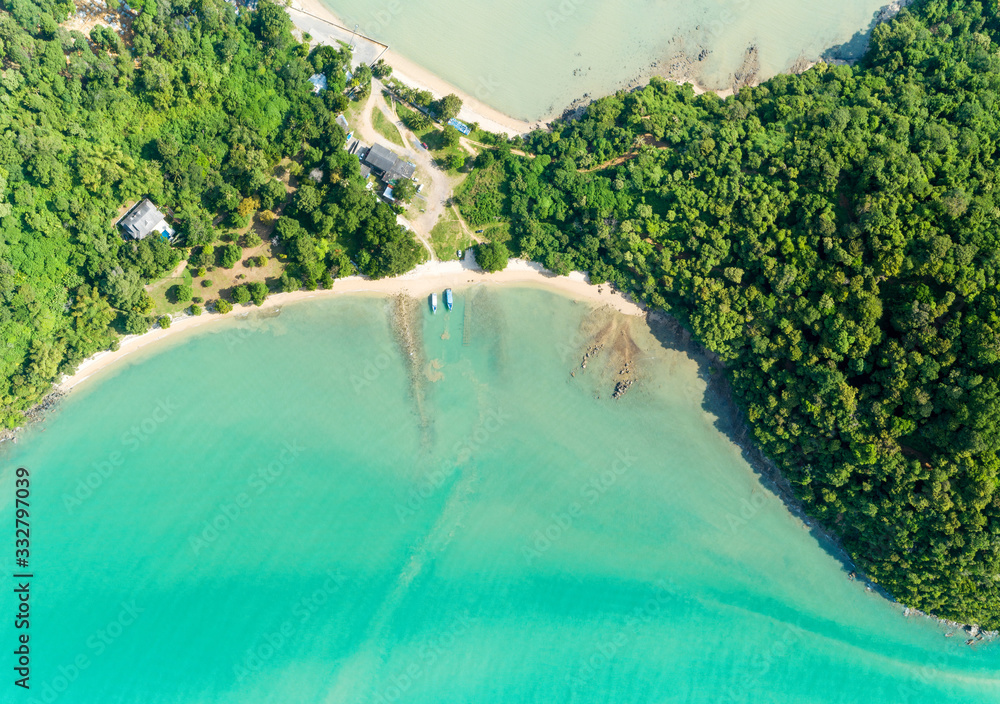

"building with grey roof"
[118,199,173,240]
[363,143,398,175]
[386,159,416,182]
[363,143,416,183]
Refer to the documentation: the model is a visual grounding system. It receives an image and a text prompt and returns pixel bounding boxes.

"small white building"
[308,73,327,94]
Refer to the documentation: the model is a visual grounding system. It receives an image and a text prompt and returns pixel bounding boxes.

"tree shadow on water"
[820,3,910,64]
[642,311,886,592]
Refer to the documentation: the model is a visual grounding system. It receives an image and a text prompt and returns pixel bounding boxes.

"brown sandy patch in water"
[572,307,645,400]
[389,294,432,444]
[425,359,445,382]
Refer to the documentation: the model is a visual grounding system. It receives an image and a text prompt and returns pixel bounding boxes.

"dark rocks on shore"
[732,44,760,92]
[0,389,65,444]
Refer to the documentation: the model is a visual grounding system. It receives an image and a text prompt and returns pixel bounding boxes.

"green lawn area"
[393,102,430,136]
[372,104,405,146]
[429,209,475,261]
[147,267,194,316]
[341,94,367,133]
[148,207,288,318]
[478,221,510,244]
[467,127,496,144]
[454,161,509,229]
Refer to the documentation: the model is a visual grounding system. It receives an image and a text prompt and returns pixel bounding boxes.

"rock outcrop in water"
[571,306,643,401]
[0,390,64,445]
[555,0,920,122]
[389,294,433,447]
[731,45,760,91]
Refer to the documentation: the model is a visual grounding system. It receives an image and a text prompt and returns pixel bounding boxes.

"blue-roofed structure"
[447,118,471,136]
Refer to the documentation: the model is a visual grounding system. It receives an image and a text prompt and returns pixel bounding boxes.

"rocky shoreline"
[0,390,65,447]
[558,0,915,127]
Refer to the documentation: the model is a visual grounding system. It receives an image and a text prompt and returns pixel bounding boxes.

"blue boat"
[444,288,453,311]
[430,293,438,313]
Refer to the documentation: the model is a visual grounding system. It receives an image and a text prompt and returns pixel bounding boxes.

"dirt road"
[346,81,484,263]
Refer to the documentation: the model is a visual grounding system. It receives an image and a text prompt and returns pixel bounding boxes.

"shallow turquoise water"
[322,0,890,120]
[1,287,998,703]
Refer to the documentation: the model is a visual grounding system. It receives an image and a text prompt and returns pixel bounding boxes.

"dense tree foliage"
[431,93,463,121]
[218,244,242,269]
[0,0,420,426]
[475,240,510,272]
[459,0,1000,627]
[391,177,416,203]
[169,283,192,304]
[371,59,392,79]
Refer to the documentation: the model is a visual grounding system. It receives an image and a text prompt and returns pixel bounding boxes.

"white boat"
[430,293,438,313]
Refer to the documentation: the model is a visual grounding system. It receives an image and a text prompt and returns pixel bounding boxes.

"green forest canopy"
[0,0,421,427]
[457,0,1000,627]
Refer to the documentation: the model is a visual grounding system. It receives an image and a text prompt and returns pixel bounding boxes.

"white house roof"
[119,199,167,240]
[309,73,327,93]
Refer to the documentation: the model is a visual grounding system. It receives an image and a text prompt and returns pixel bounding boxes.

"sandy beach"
[58,258,644,392]
[286,0,756,133]
[288,0,539,136]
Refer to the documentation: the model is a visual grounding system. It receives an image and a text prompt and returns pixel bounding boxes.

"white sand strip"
[57,258,644,392]
[288,0,539,136]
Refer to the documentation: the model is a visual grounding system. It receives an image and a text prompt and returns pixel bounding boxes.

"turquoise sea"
[321,0,893,120]
[2,287,998,703]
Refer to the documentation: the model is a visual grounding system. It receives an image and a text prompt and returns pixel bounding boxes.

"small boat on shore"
[445,288,453,311]
[430,293,438,313]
